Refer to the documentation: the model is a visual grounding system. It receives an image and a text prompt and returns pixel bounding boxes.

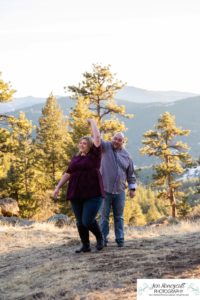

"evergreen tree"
[0,72,16,174]
[3,112,36,216]
[67,64,132,139]
[0,72,16,103]
[0,72,16,123]
[35,93,72,189]
[0,128,11,180]
[141,112,192,218]
[146,204,161,223]
[69,96,93,154]
[177,196,192,218]
[125,198,146,226]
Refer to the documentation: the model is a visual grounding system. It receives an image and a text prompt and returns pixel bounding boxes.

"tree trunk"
[169,188,176,218]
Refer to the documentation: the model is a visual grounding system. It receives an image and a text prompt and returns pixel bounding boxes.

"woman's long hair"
[78,136,93,155]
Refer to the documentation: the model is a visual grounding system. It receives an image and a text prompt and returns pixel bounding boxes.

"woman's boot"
[76,225,91,253]
[88,220,104,251]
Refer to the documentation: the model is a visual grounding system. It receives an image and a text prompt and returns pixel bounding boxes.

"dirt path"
[0,224,200,299]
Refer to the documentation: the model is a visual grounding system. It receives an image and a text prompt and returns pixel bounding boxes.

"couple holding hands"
[53,119,136,253]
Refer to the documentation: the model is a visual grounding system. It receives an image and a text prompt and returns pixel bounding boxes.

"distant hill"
[0,86,198,114]
[4,96,200,167]
[116,86,197,103]
[0,96,46,113]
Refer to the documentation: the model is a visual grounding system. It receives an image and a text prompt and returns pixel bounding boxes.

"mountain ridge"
[3,95,200,166]
[0,85,198,113]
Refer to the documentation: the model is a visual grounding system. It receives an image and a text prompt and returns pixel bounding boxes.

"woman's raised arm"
[87,119,101,147]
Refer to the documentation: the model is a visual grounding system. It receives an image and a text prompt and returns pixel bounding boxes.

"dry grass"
[1,221,200,299]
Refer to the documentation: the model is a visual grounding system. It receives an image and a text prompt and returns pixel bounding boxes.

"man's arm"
[127,157,137,198]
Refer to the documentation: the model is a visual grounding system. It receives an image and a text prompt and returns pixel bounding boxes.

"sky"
[0,0,200,97]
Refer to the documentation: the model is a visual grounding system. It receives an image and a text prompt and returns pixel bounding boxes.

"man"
[100,132,136,247]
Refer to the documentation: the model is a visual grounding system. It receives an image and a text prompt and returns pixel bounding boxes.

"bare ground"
[0,222,200,300]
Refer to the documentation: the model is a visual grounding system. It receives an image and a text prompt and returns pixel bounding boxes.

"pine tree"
[140,112,192,218]
[0,72,16,123]
[177,196,192,218]
[146,204,161,223]
[35,93,72,189]
[0,72,16,173]
[0,128,11,180]
[0,72,16,103]
[69,96,93,154]
[67,64,133,139]
[4,112,36,214]
[126,199,146,226]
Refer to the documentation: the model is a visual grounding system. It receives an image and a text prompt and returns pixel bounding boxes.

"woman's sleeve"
[91,144,102,157]
[63,158,73,174]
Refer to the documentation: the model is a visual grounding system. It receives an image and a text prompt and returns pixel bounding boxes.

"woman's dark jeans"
[71,196,103,228]
[71,197,103,248]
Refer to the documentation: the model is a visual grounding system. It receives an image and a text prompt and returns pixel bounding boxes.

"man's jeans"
[100,191,125,243]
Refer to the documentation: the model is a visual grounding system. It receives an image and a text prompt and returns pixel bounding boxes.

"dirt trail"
[0,224,200,299]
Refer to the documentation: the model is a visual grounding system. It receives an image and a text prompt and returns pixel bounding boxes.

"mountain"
[0,96,46,113]
[180,166,200,181]
[0,86,198,114]
[115,86,197,103]
[4,95,200,167]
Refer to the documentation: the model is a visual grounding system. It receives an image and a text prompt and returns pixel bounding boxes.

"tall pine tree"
[67,64,132,139]
[0,72,16,178]
[3,112,36,216]
[140,112,192,218]
[35,93,72,189]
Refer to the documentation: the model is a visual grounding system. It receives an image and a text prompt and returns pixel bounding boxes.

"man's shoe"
[75,244,91,253]
[104,240,108,247]
[96,239,104,251]
[117,242,124,248]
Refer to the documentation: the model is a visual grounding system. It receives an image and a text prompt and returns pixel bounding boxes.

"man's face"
[111,134,124,150]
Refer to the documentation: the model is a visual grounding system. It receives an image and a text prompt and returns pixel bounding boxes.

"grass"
[0,221,200,299]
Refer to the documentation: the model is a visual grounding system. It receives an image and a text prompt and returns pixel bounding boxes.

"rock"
[46,214,70,228]
[0,198,20,217]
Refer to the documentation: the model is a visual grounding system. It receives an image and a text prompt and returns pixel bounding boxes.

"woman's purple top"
[65,144,104,201]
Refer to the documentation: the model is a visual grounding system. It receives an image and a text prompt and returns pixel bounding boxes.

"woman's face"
[79,139,90,154]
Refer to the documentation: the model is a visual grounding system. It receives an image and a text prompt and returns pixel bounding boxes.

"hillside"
[1,222,200,299]
[4,96,200,166]
[0,86,197,114]
[115,86,197,103]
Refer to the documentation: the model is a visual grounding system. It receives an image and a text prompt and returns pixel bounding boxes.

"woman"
[53,119,104,253]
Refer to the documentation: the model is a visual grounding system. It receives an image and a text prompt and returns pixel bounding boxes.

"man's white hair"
[113,132,125,139]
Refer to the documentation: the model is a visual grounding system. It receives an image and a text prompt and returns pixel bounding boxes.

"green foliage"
[0,112,38,217]
[124,185,167,225]
[5,112,35,198]
[67,64,132,139]
[31,190,60,221]
[0,72,16,103]
[35,93,72,189]
[177,196,192,219]
[124,197,146,226]
[141,112,192,218]
[69,96,93,153]
[188,203,200,220]
[146,204,161,223]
